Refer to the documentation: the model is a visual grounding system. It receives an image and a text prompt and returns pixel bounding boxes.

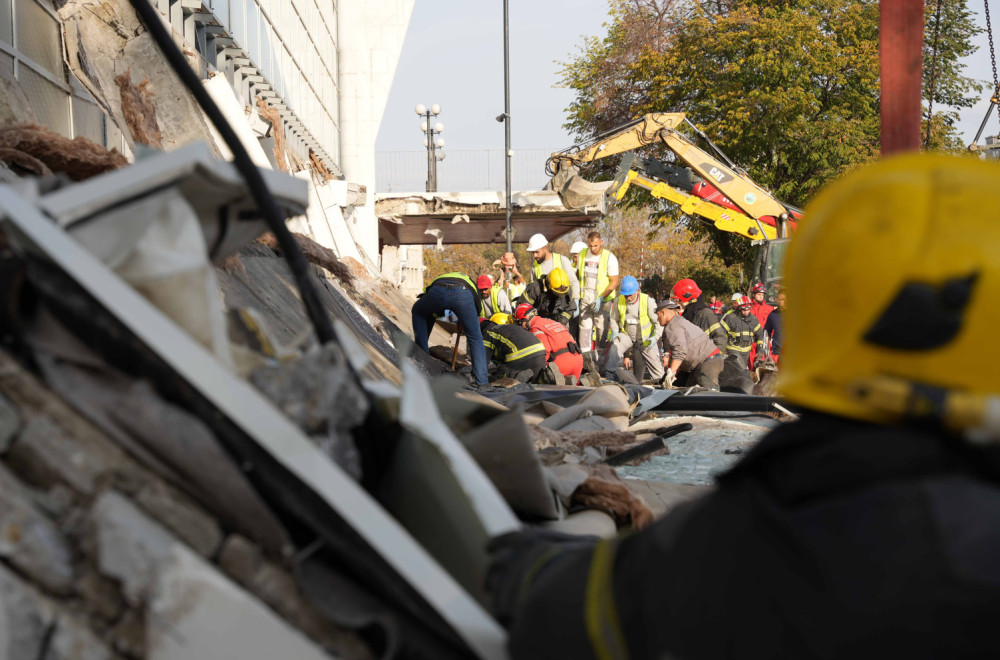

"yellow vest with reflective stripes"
[614,293,654,342]
[577,248,613,301]
[533,253,564,281]
[489,285,503,314]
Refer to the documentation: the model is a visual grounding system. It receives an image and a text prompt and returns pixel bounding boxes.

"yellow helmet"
[547,267,570,294]
[780,154,1000,440]
[490,313,511,324]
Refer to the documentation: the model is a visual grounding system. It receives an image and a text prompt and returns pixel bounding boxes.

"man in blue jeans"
[411,272,489,386]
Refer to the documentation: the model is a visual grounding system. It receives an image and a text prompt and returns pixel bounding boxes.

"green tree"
[560,0,982,270]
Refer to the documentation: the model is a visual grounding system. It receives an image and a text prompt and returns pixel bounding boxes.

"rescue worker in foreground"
[671,278,727,355]
[488,154,1000,659]
[479,314,546,381]
[514,304,583,384]
[721,295,767,370]
[519,268,574,325]
[411,272,488,386]
[749,281,774,326]
[477,274,512,317]
[655,299,724,389]
[576,231,621,358]
[525,233,580,302]
[602,275,663,382]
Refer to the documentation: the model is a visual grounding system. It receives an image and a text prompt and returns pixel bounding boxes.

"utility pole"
[497,0,513,252]
[415,104,445,192]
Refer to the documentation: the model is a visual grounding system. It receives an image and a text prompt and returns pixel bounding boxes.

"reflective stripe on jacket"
[720,312,766,353]
[483,323,546,363]
[611,293,654,342]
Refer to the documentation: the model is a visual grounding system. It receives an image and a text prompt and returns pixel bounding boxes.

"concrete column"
[338,1,416,267]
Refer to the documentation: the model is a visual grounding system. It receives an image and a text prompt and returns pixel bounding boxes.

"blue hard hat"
[620,275,639,296]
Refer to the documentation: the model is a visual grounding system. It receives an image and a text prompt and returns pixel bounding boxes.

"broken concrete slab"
[0,563,56,660]
[90,490,176,606]
[59,0,222,157]
[147,545,334,660]
[0,462,75,595]
[0,392,19,454]
[217,535,374,659]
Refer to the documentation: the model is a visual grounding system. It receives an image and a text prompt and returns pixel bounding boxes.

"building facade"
[0,0,414,274]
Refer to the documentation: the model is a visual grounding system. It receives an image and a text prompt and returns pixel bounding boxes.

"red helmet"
[477,275,493,289]
[750,282,766,295]
[514,303,537,322]
[671,278,702,303]
[709,301,723,313]
[738,295,752,309]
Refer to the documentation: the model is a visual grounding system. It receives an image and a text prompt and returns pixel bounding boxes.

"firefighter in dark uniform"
[486,155,1000,659]
[721,295,767,369]
[520,268,574,325]
[480,315,547,381]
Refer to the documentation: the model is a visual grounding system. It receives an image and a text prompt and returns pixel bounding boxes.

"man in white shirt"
[576,232,620,354]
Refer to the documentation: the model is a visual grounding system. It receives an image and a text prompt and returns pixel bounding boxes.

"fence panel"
[375,148,556,193]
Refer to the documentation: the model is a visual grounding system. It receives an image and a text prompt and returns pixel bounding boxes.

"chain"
[925,0,944,148]
[987,0,999,95]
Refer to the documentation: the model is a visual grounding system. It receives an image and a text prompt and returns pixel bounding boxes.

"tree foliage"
[559,0,983,269]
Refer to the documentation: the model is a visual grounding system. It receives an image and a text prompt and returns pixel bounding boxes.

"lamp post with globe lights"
[415,104,445,192]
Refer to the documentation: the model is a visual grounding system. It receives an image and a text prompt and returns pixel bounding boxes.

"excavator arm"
[547,112,799,238]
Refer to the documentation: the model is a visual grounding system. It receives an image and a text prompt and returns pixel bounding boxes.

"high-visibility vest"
[577,248,614,301]
[613,293,654,342]
[428,272,486,317]
[490,285,504,314]
[533,253,564,281]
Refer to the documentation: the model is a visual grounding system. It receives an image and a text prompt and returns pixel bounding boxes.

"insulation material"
[59,0,222,157]
[256,97,289,172]
[68,187,233,366]
[536,384,633,432]
[0,123,127,180]
[256,231,355,291]
[200,73,273,170]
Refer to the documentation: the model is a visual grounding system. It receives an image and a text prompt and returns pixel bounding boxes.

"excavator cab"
[753,237,789,303]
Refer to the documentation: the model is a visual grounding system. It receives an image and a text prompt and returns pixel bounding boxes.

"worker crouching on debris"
[514,304,583,384]
[488,154,1000,658]
[478,274,512,317]
[601,275,663,382]
[655,299,724,389]
[520,267,574,325]
[411,272,488,386]
[721,295,767,370]
[480,315,547,381]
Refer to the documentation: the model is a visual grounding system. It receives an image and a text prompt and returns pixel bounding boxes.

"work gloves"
[486,529,599,628]
[662,368,676,388]
[590,298,603,314]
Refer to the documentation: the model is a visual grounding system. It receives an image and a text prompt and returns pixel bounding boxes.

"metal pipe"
[503,0,512,252]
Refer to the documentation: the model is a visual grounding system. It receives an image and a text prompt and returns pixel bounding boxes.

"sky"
[376,0,1000,160]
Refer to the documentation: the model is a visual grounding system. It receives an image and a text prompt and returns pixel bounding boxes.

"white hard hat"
[570,241,586,255]
[526,234,549,252]
[731,293,743,302]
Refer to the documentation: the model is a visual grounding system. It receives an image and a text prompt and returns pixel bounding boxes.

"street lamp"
[415,104,445,192]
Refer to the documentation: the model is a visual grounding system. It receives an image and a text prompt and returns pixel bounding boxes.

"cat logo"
[701,163,733,184]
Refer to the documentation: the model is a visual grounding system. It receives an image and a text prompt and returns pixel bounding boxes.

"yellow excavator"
[546,112,801,296]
